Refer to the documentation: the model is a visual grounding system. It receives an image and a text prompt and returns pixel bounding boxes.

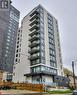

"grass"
[48,89,72,94]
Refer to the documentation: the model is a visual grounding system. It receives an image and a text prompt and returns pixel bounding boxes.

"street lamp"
[72,61,76,89]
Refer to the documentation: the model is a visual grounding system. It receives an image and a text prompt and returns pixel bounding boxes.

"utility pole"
[72,61,76,89]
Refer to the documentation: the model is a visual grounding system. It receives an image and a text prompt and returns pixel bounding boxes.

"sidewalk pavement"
[0,90,72,95]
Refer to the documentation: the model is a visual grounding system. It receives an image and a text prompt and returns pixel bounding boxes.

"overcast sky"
[12,0,77,75]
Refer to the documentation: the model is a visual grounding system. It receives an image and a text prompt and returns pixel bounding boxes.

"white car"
[73,90,77,95]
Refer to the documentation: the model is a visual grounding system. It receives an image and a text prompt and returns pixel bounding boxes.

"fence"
[0,82,44,92]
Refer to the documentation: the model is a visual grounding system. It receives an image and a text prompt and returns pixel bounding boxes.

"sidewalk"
[0,90,72,95]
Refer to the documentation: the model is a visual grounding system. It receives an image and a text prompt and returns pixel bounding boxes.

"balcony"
[30,13,40,21]
[29,24,39,31]
[29,35,40,42]
[28,48,40,54]
[29,18,39,26]
[30,11,39,17]
[24,71,57,77]
[29,55,40,61]
[29,42,40,48]
[29,30,40,36]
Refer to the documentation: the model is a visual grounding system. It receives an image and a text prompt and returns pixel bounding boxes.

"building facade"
[13,5,63,83]
[0,5,20,73]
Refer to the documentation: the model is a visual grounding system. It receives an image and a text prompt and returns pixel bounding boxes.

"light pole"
[72,61,76,89]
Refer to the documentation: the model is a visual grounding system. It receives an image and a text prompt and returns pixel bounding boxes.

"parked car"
[73,90,77,95]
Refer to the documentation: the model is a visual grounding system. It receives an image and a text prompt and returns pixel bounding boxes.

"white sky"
[12,0,77,75]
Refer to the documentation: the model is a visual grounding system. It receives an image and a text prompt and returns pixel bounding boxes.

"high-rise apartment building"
[0,4,20,73]
[13,5,63,83]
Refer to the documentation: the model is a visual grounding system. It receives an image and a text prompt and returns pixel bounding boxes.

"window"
[40,33,44,38]
[40,27,44,32]
[40,22,44,27]
[41,39,44,44]
[41,66,45,71]
[6,46,9,49]
[41,59,45,64]
[40,18,44,22]
[48,19,53,25]
[6,43,10,46]
[8,29,11,32]
[7,39,10,42]
[6,50,8,53]
[17,45,19,48]
[49,44,55,50]
[16,54,18,57]
[17,41,19,44]
[18,37,19,40]
[41,45,45,50]
[16,49,18,52]
[15,59,17,62]
[8,32,11,36]
[48,28,53,34]
[41,52,45,57]
[48,14,53,21]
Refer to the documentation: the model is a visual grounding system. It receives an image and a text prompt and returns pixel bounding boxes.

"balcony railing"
[29,24,39,31]
[29,18,39,26]
[31,71,57,76]
[29,42,40,48]
[28,48,40,54]
[29,55,40,61]
[29,35,40,42]
[30,11,39,17]
[30,13,40,21]
[29,30,40,36]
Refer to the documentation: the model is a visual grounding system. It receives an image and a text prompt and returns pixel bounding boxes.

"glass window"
[41,66,45,71]
[41,39,44,44]
[40,18,44,22]
[6,43,10,46]
[36,66,40,72]
[16,54,18,57]
[41,45,45,50]
[40,27,44,32]
[6,46,9,49]
[6,50,8,53]
[40,22,44,27]
[7,39,10,42]
[5,54,8,57]
[41,59,45,64]
[40,33,44,38]
[41,52,45,57]
[7,36,10,39]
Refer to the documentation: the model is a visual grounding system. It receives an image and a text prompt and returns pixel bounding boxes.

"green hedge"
[48,90,72,94]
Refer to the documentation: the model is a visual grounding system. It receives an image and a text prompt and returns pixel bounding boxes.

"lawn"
[48,89,72,94]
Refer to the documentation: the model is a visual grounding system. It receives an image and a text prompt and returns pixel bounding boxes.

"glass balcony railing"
[30,11,39,17]
[29,35,40,42]
[29,24,39,31]
[29,18,39,26]
[29,55,40,61]
[30,13,40,21]
[29,30,40,36]
[28,48,40,54]
[29,41,40,48]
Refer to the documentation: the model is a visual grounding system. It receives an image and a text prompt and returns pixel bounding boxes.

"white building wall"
[13,15,31,83]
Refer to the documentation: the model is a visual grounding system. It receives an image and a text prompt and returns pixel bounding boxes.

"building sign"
[0,0,11,11]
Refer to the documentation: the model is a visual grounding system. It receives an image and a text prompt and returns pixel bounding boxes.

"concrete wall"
[53,18,63,76]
